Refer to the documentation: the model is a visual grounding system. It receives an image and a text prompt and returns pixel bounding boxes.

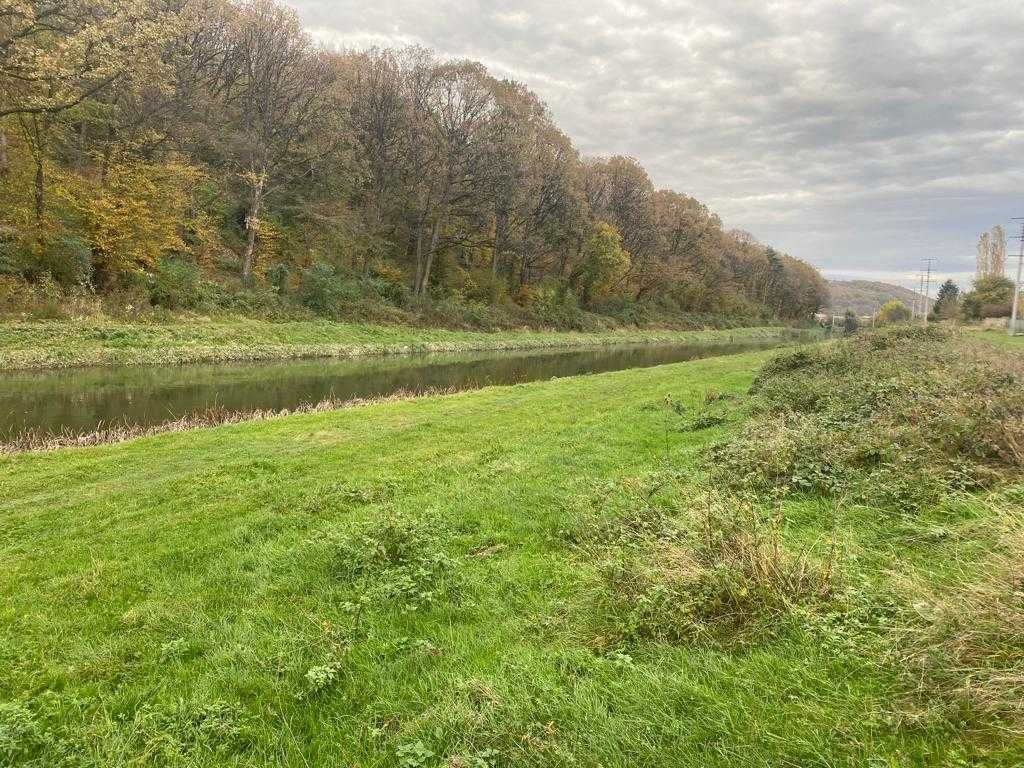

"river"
[0,334,810,437]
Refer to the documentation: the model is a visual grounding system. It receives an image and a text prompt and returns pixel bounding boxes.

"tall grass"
[896,497,1024,736]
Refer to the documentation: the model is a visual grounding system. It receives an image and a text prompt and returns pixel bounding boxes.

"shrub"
[299,261,353,317]
[367,260,409,304]
[149,256,203,309]
[876,299,911,325]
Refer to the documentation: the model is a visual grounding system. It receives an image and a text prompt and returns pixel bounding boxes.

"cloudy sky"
[294,0,1024,289]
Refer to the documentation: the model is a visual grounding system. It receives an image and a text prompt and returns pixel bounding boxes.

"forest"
[0,0,828,330]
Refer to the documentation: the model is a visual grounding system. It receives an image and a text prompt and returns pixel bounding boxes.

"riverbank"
[0,318,799,370]
[2,339,1020,766]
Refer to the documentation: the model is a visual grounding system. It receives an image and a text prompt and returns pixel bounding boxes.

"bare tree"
[977,225,1007,279]
[217,0,334,282]
[412,59,495,296]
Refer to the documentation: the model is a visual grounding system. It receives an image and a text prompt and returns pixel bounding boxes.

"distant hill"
[827,280,928,316]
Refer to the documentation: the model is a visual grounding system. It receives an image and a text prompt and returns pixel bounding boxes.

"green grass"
[0,319,795,370]
[970,328,1024,349]
[1,349,1018,766]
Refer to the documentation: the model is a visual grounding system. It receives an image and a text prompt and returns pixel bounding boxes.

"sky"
[293,0,1024,290]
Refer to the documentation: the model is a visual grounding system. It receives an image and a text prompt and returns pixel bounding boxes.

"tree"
[843,310,859,333]
[877,299,911,325]
[583,156,658,299]
[412,59,495,296]
[215,0,335,283]
[931,279,960,319]
[1,0,178,219]
[0,0,831,326]
[961,275,1014,319]
[976,226,1007,279]
[570,220,629,304]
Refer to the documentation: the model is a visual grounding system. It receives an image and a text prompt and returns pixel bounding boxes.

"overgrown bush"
[711,326,1024,510]
[149,256,203,309]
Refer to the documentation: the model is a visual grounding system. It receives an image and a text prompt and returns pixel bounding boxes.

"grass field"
[1,343,1021,766]
[971,328,1024,349]
[0,319,793,370]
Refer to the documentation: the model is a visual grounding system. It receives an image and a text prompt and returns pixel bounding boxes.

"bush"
[876,299,911,325]
[299,261,409,320]
[149,256,203,310]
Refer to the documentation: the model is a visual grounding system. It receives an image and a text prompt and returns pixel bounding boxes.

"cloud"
[293,0,1024,289]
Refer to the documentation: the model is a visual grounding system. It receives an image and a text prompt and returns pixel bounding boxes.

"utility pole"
[1010,219,1024,336]
[922,257,936,324]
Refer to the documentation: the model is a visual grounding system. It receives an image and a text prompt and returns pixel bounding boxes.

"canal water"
[0,334,809,437]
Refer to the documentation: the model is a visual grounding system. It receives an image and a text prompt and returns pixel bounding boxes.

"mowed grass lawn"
[0,349,1009,766]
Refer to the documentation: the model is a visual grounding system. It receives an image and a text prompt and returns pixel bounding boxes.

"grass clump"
[711,326,1024,510]
[322,514,460,613]
[588,489,838,647]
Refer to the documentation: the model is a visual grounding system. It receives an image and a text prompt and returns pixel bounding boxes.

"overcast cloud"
[294,0,1024,288]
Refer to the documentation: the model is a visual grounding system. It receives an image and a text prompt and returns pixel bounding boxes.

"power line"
[1010,219,1024,336]
[922,258,936,325]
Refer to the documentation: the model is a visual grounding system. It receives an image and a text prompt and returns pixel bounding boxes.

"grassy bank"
[0,319,796,370]
[2,336,1022,766]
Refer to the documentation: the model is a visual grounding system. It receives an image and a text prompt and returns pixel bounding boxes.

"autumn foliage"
[0,0,829,326]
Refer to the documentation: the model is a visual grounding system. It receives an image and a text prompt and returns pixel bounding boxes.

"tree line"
[926,226,1019,322]
[0,0,829,327]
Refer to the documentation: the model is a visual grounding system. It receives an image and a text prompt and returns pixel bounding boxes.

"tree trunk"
[0,128,8,180]
[420,217,442,297]
[516,223,532,292]
[413,218,426,295]
[492,209,507,276]
[241,172,267,284]
[33,153,45,222]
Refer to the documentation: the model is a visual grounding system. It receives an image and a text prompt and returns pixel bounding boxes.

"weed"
[448,748,501,767]
[565,472,688,549]
[324,515,460,612]
[302,661,346,699]
[158,637,195,663]
[666,391,738,431]
[396,740,435,767]
[0,702,38,761]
